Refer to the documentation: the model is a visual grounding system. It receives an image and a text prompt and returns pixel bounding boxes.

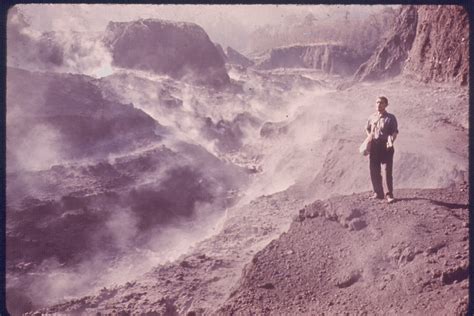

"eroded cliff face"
[104,19,230,88]
[404,5,469,85]
[257,44,365,76]
[354,6,417,81]
[355,5,469,85]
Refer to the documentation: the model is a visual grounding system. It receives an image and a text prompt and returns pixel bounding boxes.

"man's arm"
[387,115,398,147]
[388,132,398,147]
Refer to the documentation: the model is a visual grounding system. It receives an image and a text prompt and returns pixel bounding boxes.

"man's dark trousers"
[369,139,394,198]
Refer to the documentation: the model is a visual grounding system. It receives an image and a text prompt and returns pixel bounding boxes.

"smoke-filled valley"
[5,5,469,315]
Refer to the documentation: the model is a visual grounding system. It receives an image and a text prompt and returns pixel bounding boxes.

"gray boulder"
[104,19,230,88]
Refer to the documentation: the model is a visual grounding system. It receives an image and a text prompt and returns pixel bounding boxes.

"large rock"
[104,19,230,88]
[404,5,469,85]
[353,6,418,81]
[256,43,365,75]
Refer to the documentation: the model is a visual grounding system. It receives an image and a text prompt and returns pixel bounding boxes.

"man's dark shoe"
[370,193,384,200]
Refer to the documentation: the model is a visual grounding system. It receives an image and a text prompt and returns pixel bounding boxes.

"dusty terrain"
[7,5,469,316]
[32,180,469,315]
[7,67,467,315]
[220,184,468,315]
[26,75,468,315]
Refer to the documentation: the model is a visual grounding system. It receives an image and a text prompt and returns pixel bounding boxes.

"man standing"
[366,96,398,203]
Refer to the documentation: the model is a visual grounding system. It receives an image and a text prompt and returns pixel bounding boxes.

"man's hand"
[387,134,396,148]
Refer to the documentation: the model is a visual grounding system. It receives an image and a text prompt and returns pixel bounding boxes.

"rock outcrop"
[226,47,254,67]
[354,5,468,85]
[104,19,230,88]
[404,5,469,85]
[257,44,366,76]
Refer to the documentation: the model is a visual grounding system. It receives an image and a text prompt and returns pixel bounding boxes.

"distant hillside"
[247,8,397,59]
[256,43,365,75]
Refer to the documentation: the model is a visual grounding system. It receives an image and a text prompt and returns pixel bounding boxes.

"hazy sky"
[15,4,397,53]
[18,4,393,30]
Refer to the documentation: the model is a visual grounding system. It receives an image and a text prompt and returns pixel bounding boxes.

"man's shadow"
[394,197,468,210]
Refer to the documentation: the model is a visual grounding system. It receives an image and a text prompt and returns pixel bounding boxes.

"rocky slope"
[6,67,253,314]
[104,19,230,88]
[257,44,365,75]
[31,184,469,315]
[219,184,469,315]
[6,67,162,171]
[355,5,468,85]
[6,142,248,315]
[27,189,306,316]
[17,69,469,315]
[11,70,468,315]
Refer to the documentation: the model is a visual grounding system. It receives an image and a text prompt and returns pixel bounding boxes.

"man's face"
[376,98,387,113]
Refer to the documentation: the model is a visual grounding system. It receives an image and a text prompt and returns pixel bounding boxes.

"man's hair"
[378,96,388,105]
